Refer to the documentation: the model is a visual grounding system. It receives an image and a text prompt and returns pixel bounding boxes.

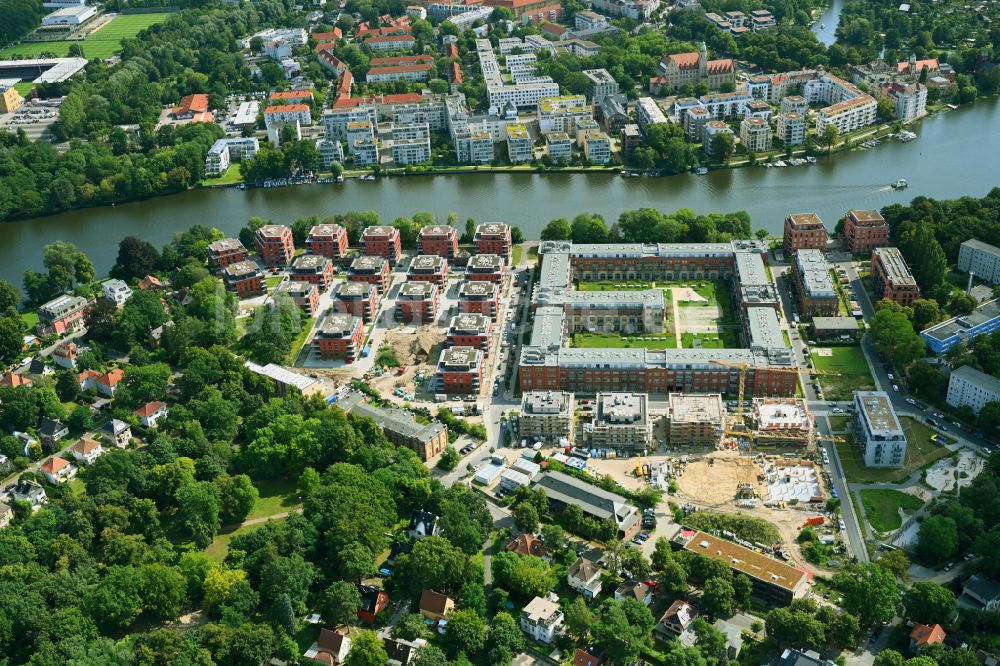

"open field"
[860,488,923,532]
[205,522,269,562]
[813,346,875,400]
[835,417,950,484]
[571,332,678,349]
[13,82,35,96]
[0,13,170,59]
[247,478,301,521]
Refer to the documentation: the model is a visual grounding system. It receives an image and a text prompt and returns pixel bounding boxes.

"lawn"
[0,13,171,59]
[835,417,951,484]
[247,477,302,521]
[860,488,924,532]
[265,275,284,289]
[571,332,677,349]
[205,522,269,563]
[827,415,850,432]
[287,316,316,364]
[201,165,244,186]
[681,331,723,349]
[512,244,523,266]
[13,82,34,96]
[813,346,875,400]
[21,309,38,330]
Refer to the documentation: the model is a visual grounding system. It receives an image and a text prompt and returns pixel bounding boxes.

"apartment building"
[882,81,927,122]
[102,279,132,308]
[466,254,506,282]
[418,225,459,258]
[871,247,920,307]
[316,138,345,167]
[333,281,381,322]
[958,239,1000,285]
[533,470,640,539]
[843,209,889,254]
[743,99,772,121]
[37,294,90,336]
[592,392,652,452]
[537,95,591,134]
[583,68,619,103]
[207,238,249,272]
[792,249,838,316]
[783,213,828,255]
[684,106,712,141]
[635,97,668,133]
[946,365,1000,415]
[739,117,771,152]
[547,133,573,160]
[507,123,533,163]
[780,95,808,114]
[582,131,612,163]
[853,391,907,468]
[396,281,439,323]
[447,313,493,352]
[520,390,575,442]
[366,63,433,84]
[364,34,417,51]
[734,250,780,312]
[313,314,364,361]
[520,597,564,645]
[776,112,807,146]
[255,224,295,266]
[360,225,403,265]
[222,261,266,298]
[459,281,500,319]
[290,255,335,291]
[475,223,513,261]
[322,105,378,140]
[435,346,484,394]
[339,391,448,461]
[306,224,350,259]
[348,255,391,293]
[264,104,312,128]
[347,120,375,148]
[352,136,380,165]
[276,281,320,315]
[921,299,1000,354]
[454,126,495,163]
[488,81,561,110]
[205,137,260,176]
[667,393,725,447]
[805,73,876,135]
[408,254,449,286]
[701,121,733,156]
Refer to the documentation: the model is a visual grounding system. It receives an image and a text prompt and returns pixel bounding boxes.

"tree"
[541,523,564,550]
[214,474,258,524]
[346,630,389,666]
[111,236,161,281]
[879,549,911,581]
[903,582,956,625]
[321,581,361,627]
[437,445,460,471]
[656,555,689,598]
[84,566,143,632]
[115,362,172,410]
[899,222,947,293]
[915,515,958,563]
[620,547,651,580]
[592,599,649,664]
[755,229,770,241]
[0,280,20,310]
[911,299,941,332]
[571,213,609,243]
[693,616,728,665]
[564,596,594,639]
[445,609,486,657]
[0,315,25,361]
[511,226,526,244]
[512,502,539,533]
[870,303,926,368]
[821,124,839,154]
[339,542,376,581]
[140,563,188,620]
[710,132,735,161]
[176,481,221,548]
[412,645,451,666]
[874,650,905,666]
[395,613,428,641]
[395,536,467,597]
[833,563,898,627]
[486,612,524,663]
[541,217,571,241]
[766,607,826,650]
[275,592,297,635]
[702,577,736,618]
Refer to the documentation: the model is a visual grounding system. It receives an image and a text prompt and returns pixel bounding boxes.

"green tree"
[592,599,649,664]
[903,582,956,625]
[346,629,389,666]
[879,549,911,581]
[874,650,905,666]
[0,280,20,310]
[140,563,188,620]
[702,577,736,618]
[437,445,460,471]
[899,222,947,293]
[911,299,941,332]
[0,315,26,361]
[445,609,486,657]
[512,502,539,533]
[564,596,594,640]
[693,616,728,665]
[214,474,258,524]
[412,645,451,666]
[84,566,143,632]
[571,213,609,243]
[821,124,839,154]
[486,611,524,663]
[915,515,958,563]
[111,236,161,281]
[870,303,927,367]
[541,217,572,241]
[339,542,376,581]
[833,563,898,627]
[710,132,735,161]
[395,613,428,641]
[395,536,467,597]
[176,481,222,548]
[321,581,362,627]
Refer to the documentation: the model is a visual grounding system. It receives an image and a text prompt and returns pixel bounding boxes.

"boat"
[806,156,817,164]
[361,174,376,181]
[774,160,787,167]
[891,179,908,189]
[695,167,708,175]
[820,23,826,29]
[621,171,638,178]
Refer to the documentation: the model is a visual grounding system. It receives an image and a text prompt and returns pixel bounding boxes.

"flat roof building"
[946,365,1000,416]
[667,393,725,447]
[435,346,484,394]
[459,280,500,319]
[466,253,506,282]
[396,281,439,324]
[291,254,335,291]
[407,254,449,286]
[255,224,295,266]
[792,249,838,316]
[306,224,350,259]
[520,390,575,442]
[843,209,888,254]
[446,313,492,352]
[474,223,512,261]
[276,280,320,315]
[871,247,920,307]
[333,280,380,322]
[812,316,860,340]
[751,397,813,446]
[313,313,364,361]
[921,299,1000,354]
[222,260,266,298]
[418,225,460,259]
[592,392,652,452]
[852,391,907,468]
[349,255,391,293]
[958,239,1000,285]
[360,225,403,265]
[783,213,827,256]
[208,238,249,272]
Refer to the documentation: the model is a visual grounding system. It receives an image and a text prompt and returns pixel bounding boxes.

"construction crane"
[710,360,841,428]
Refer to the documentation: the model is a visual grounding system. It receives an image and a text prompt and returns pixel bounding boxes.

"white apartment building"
[352,137,380,165]
[102,279,132,307]
[592,392,652,451]
[853,391,908,468]
[947,365,1000,415]
[520,390,575,441]
[537,95,591,134]
[316,138,344,167]
[366,63,432,84]
[958,239,1000,284]
[205,137,260,176]
[391,122,431,164]
[583,68,619,102]
[779,95,808,114]
[346,120,375,147]
[739,116,771,152]
[683,106,712,140]
[701,120,733,154]
[487,81,561,109]
[454,125,495,163]
[264,104,312,128]
[777,112,807,146]
[591,0,660,21]
[883,82,928,122]
[546,132,573,161]
[575,118,600,147]
[520,597,564,644]
[635,97,668,132]
[805,73,876,135]
[582,130,612,163]
[699,91,754,119]
[322,106,377,140]
[365,35,416,52]
[506,123,533,163]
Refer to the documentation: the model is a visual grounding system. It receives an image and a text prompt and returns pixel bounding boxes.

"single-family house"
[14,431,37,456]
[79,368,125,397]
[506,532,548,558]
[69,437,105,465]
[40,456,76,484]
[567,558,602,598]
[28,358,53,377]
[304,628,352,664]
[408,509,441,539]
[0,502,13,529]
[959,574,1000,611]
[520,595,564,644]
[0,371,30,388]
[713,618,745,659]
[654,600,698,643]
[385,636,427,666]
[573,646,607,666]
[614,580,652,606]
[135,401,169,428]
[419,589,455,621]
[10,479,47,508]
[357,584,389,623]
[138,275,164,291]
[775,648,835,666]
[52,342,79,369]
[102,279,133,307]
[101,419,133,448]
[38,417,69,446]
[910,624,946,653]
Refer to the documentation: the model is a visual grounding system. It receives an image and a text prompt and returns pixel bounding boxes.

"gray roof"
[964,573,1000,602]
[747,307,785,350]
[812,316,859,330]
[922,299,1000,341]
[961,238,1000,258]
[533,470,638,529]
[345,397,446,443]
[735,251,769,287]
[952,365,1000,396]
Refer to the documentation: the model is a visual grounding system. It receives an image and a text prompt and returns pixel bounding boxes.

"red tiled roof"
[419,589,453,615]
[506,532,548,557]
[265,104,310,113]
[138,275,162,290]
[707,58,735,74]
[189,111,215,124]
[172,93,209,116]
[898,58,938,74]
[446,43,458,58]
[449,61,463,84]
[71,437,101,454]
[369,54,434,66]
[0,371,30,388]
[270,90,313,101]
[541,21,569,35]
[666,51,700,70]
[312,28,342,41]
[41,456,70,474]
[911,624,946,647]
[78,368,125,388]
[135,401,167,418]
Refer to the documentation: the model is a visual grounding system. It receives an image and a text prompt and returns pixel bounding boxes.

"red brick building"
[459,281,500,319]
[871,246,920,307]
[418,225,459,259]
[842,209,889,254]
[207,238,249,272]
[348,255,391,293]
[291,254,335,291]
[360,225,402,266]
[276,281,320,315]
[782,214,828,256]
[465,254,506,283]
[255,224,295,266]
[306,224,350,259]
[474,223,513,262]
[313,314,363,361]
[435,346,484,394]
[396,281,439,323]
[408,255,449,286]
[222,260,266,298]
[446,313,492,352]
[333,280,380,322]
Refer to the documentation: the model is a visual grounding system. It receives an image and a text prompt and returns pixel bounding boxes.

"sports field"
[0,13,170,59]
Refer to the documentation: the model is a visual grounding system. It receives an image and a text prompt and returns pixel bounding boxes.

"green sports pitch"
[0,13,170,59]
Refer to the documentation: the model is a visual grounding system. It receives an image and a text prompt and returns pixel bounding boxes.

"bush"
[685,512,782,545]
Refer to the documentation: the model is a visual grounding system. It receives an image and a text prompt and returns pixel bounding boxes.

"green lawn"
[288,316,315,364]
[835,417,951,484]
[813,346,875,400]
[21,310,38,330]
[247,477,302,521]
[512,244,523,266]
[205,522,269,563]
[828,415,850,432]
[681,331,724,349]
[861,488,924,532]
[0,13,171,59]
[571,332,677,349]
[13,82,34,96]
[201,165,244,186]
[265,275,284,289]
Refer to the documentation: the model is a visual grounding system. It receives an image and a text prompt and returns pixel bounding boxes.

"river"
[1,99,998,285]
[811,0,844,46]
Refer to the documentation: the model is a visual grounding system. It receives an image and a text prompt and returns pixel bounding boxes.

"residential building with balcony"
[776,112,807,146]
[792,249,838,316]
[418,225,459,258]
[434,346,484,394]
[537,95,591,134]
[102,279,132,308]
[338,391,449,461]
[349,255,391,293]
[871,247,920,307]
[520,597,564,644]
[459,280,500,319]
[582,130,612,163]
[667,393,725,447]
[208,238,249,272]
[264,104,312,128]
[843,209,888,254]
[958,239,1000,285]
[408,254,449,286]
[946,365,1000,416]
[37,294,90,336]
[313,314,364,360]
[592,392,652,451]
[396,281,439,323]
[507,123,533,163]
[547,132,573,161]
[360,225,403,265]
[306,224,350,259]
[333,280,380,322]
[520,390,575,442]
[852,391,907,468]
[739,116,771,152]
[255,224,295,266]
[466,254,506,282]
[783,213,827,255]
[475,223,513,261]
[583,68,619,103]
[276,281,320,315]
[352,136,381,165]
[291,254,335,291]
[222,261,266,298]
[447,313,493,352]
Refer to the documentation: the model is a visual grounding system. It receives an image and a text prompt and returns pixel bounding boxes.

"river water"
[811,0,844,46]
[1,99,997,284]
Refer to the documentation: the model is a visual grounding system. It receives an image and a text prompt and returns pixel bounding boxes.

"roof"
[370,54,434,66]
[661,599,697,630]
[522,596,561,623]
[674,528,808,592]
[506,532,549,557]
[316,629,348,658]
[568,557,601,580]
[419,589,453,615]
[666,51,701,70]
[70,437,102,455]
[102,419,130,436]
[616,580,651,601]
[39,417,66,437]
[961,238,1000,258]
[911,623,946,646]
[270,90,313,101]
[135,401,167,418]
[173,93,209,116]
[812,316,859,330]
[265,104,310,113]
[40,456,70,474]
[244,361,322,392]
[368,63,433,75]
[408,509,439,531]
[963,573,1000,601]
